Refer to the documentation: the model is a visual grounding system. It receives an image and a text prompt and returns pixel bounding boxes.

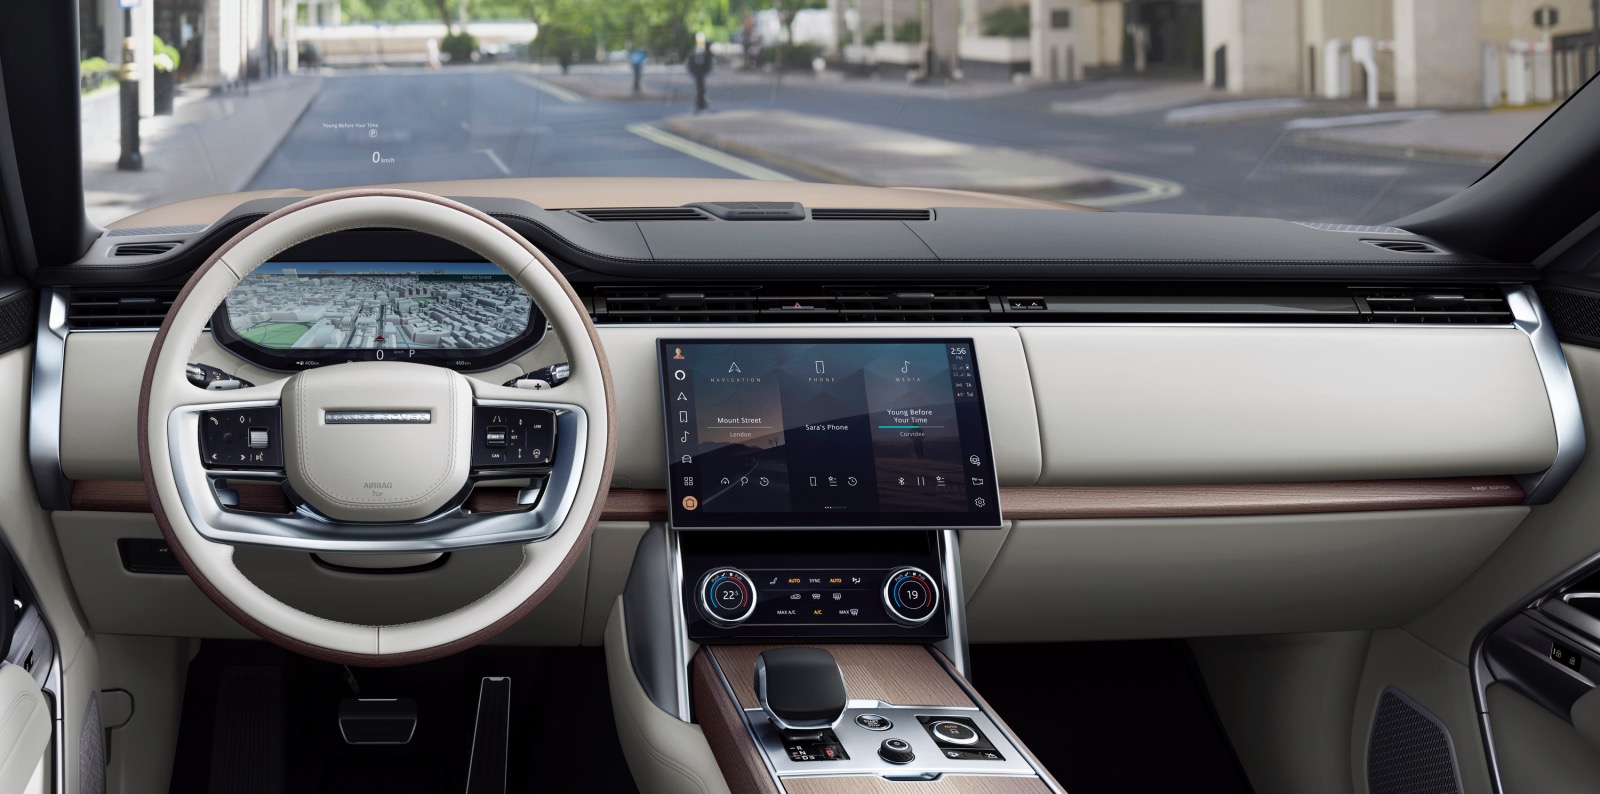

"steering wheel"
[137,190,616,666]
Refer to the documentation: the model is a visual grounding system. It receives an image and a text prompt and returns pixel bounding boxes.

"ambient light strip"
[69,476,1526,519]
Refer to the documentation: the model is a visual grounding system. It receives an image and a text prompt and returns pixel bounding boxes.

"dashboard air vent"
[810,208,933,221]
[111,241,180,257]
[593,285,989,324]
[1362,239,1445,255]
[67,288,181,329]
[572,208,709,222]
[1354,287,1511,324]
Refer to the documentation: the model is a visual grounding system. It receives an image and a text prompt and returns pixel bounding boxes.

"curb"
[660,116,1114,197]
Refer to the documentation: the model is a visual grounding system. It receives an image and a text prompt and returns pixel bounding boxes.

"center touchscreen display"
[660,339,1001,529]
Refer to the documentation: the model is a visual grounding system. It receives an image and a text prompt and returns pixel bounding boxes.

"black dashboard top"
[42,195,1536,288]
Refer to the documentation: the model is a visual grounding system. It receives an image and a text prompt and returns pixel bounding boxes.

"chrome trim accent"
[695,567,758,628]
[1507,285,1586,505]
[28,290,71,510]
[745,704,1036,778]
[936,530,971,680]
[165,397,589,552]
[669,529,693,722]
[881,566,939,627]
[324,410,432,425]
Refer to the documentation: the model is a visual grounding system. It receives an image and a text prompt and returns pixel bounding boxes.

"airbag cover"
[282,362,473,523]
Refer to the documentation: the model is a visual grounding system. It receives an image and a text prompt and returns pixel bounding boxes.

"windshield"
[79,0,1581,227]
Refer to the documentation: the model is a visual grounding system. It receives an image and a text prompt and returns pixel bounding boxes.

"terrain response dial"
[697,568,758,628]
[882,567,939,626]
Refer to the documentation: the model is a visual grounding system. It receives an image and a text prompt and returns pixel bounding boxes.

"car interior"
[10,3,1600,794]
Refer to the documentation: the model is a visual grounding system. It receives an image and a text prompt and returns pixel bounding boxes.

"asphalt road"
[247,66,1495,225]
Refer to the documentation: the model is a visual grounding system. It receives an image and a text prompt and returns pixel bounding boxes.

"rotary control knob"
[882,567,939,627]
[878,738,916,765]
[697,568,757,628]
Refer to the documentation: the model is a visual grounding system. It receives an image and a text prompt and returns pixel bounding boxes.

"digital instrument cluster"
[212,261,543,371]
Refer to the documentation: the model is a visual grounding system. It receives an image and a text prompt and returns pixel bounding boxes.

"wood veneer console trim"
[782,777,1053,794]
[691,650,782,794]
[66,476,1526,519]
[695,645,1058,794]
[709,644,970,710]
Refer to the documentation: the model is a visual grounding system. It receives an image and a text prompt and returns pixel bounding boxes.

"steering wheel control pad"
[282,361,473,524]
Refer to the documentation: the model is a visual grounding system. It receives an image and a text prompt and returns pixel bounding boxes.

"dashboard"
[212,260,545,371]
[29,183,1578,658]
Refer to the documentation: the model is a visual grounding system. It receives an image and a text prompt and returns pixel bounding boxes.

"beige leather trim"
[966,507,1528,642]
[106,177,1079,229]
[1022,326,1558,485]
[606,598,731,794]
[0,664,51,794]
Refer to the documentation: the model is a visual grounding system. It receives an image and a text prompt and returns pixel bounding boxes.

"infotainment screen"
[660,339,1001,529]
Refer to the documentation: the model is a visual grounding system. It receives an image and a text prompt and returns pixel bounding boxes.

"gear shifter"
[754,648,848,732]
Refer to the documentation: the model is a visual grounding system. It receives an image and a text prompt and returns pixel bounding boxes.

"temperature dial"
[697,568,758,628]
[882,567,940,626]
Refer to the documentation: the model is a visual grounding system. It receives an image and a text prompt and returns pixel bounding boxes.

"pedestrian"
[557,40,573,75]
[687,34,714,113]
[629,48,647,96]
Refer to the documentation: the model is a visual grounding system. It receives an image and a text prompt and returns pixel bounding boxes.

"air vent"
[593,285,988,324]
[572,208,709,222]
[810,208,933,221]
[1354,287,1511,324]
[67,288,181,329]
[111,241,180,257]
[1362,239,1445,254]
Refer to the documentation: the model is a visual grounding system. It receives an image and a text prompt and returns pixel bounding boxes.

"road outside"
[85,62,1554,227]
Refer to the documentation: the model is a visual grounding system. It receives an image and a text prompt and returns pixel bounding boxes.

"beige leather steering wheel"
[137,190,616,666]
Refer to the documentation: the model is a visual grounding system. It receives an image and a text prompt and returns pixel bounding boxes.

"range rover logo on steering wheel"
[324,410,433,424]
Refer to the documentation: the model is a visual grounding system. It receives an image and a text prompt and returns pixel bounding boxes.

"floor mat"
[969,641,1254,794]
[169,641,639,794]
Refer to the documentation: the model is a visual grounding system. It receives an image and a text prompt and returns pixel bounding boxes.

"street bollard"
[117,36,143,171]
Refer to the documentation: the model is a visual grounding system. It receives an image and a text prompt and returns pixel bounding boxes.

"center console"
[614,337,1060,793]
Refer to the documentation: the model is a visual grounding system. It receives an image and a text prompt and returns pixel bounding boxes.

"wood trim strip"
[697,644,1056,794]
[782,776,1052,794]
[68,476,1527,520]
[690,650,782,794]
[709,643,970,710]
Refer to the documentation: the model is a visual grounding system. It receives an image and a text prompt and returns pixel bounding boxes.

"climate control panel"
[681,531,947,641]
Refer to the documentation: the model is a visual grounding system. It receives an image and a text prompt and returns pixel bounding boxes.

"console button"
[882,567,940,627]
[855,714,892,731]
[878,738,915,764]
[929,720,979,745]
[696,568,757,628]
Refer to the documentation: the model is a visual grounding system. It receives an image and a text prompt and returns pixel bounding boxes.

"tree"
[771,0,824,45]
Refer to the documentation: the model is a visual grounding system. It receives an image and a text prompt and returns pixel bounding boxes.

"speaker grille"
[1368,688,1462,794]
[0,288,32,356]
[1539,286,1600,345]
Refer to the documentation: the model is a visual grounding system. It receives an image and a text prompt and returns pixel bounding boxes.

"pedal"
[465,677,512,794]
[337,698,417,745]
